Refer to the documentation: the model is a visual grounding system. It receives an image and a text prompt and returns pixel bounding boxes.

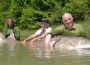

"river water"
[0,41,90,65]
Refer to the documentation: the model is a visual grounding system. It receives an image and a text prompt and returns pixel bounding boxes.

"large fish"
[34,36,90,50]
[51,36,90,50]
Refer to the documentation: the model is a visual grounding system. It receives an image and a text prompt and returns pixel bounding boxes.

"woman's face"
[40,22,47,30]
[7,19,13,27]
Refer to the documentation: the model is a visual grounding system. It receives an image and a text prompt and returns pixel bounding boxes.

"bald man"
[51,13,86,37]
[49,13,87,47]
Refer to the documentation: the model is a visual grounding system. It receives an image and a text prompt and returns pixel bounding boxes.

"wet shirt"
[4,27,20,41]
[51,23,86,37]
[35,27,52,36]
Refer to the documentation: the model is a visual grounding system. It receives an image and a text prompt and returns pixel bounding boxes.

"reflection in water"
[35,47,52,59]
[35,48,42,57]
[4,32,16,56]
[33,44,90,59]
[75,48,90,56]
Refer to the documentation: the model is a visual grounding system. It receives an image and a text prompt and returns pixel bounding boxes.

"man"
[50,13,86,47]
[52,13,86,37]
[22,19,52,49]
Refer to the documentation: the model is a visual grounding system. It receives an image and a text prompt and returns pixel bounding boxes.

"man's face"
[63,14,73,29]
[40,22,47,30]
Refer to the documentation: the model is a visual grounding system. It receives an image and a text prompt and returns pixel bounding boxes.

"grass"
[80,17,90,39]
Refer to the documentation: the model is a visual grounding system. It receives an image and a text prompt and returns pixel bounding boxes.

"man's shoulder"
[74,23,84,31]
[74,23,82,27]
[54,25,64,31]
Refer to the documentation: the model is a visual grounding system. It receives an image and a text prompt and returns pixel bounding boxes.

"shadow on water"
[0,39,90,65]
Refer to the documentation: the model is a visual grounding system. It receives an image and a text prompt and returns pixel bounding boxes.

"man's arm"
[35,27,52,40]
[22,29,41,44]
[24,34,37,41]
[51,25,64,37]
[34,32,48,40]
[22,33,37,44]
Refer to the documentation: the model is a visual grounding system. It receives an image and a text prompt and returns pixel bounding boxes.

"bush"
[0,0,90,30]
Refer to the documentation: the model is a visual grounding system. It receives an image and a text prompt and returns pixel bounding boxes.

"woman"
[4,17,20,41]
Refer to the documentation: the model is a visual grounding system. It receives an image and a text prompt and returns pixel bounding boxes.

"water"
[0,33,90,65]
[0,41,90,65]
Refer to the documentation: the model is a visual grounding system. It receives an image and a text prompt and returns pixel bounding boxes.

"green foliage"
[62,0,89,21]
[0,0,90,30]
[20,7,41,30]
[80,17,90,39]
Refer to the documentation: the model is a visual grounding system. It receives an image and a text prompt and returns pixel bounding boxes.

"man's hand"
[22,40,26,45]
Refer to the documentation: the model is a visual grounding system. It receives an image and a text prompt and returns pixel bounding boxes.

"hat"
[41,18,48,23]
